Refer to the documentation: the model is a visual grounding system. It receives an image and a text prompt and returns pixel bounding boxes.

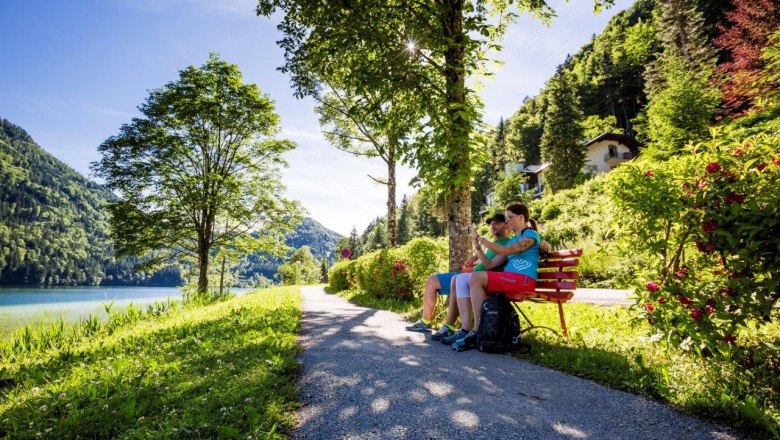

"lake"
[0,286,252,341]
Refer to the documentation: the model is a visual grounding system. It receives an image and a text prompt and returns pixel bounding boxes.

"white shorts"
[454,272,473,299]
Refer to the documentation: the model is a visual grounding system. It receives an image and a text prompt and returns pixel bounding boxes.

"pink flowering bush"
[609,134,780,357]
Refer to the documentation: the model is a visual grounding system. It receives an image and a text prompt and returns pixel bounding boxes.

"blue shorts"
[435,272,460,295]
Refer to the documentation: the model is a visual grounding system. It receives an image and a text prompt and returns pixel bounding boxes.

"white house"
[582,132,640,174]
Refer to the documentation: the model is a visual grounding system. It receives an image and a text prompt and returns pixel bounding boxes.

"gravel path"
[293,286,744,439]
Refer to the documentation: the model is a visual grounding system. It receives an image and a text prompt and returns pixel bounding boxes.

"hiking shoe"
[431,325,454,341]
[451,331,478,352]
[441,329,469,345]
[405,320,432,332]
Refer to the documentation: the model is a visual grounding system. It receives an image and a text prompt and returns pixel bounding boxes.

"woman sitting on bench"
[451,203,541,351]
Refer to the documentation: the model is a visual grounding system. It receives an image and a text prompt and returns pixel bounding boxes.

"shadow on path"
[293,286,742,440]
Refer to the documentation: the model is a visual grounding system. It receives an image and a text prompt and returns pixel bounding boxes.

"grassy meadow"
[335,288,780,439]
[0,286,302,439]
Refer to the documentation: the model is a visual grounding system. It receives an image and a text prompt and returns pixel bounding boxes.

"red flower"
[718,287,736,297]
[757,162,767,172]
[390,270,397,278]
[732,147,743,156]
[724,193,745,204]
[644,303,655,313]
[744,141,752,148]
[691,308,702,321]
[340,248,352,259]
[393,262,406,271]
[646,281,660,292]
[658,297,667,304]
[679,296,692,306]
[705,304,716,314]
[706,162,721,173]
[681,182,691,190]
[698,182,707,190]
[644,170,655,177]
[706,242,716,252]
[702,220,719,233]
[772,158,780,167]
[720,335,737,344]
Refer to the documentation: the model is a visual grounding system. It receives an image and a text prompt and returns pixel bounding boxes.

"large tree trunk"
[197,237,209,294]
[386,147,397,247]
[442,0,472,272]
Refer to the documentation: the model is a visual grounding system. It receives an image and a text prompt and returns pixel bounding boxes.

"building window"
[608,145,618,158]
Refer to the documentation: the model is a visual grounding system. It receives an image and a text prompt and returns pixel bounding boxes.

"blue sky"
[0,0,633,236]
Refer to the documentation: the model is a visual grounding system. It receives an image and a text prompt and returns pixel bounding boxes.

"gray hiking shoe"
[452,331,478,352]
[441,329,469,345]
[431,325,454,341]
[405,320,432,332]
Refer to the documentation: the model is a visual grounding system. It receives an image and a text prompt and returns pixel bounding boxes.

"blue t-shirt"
[504,229,540,279]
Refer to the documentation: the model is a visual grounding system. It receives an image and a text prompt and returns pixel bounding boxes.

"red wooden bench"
[502,248,582,338]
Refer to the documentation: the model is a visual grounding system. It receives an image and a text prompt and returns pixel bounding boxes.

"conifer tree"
[396,195,413,246]
[507,96,545,165]
[540,70,585,193]
[643,0,720,158]
[347,227,359,259]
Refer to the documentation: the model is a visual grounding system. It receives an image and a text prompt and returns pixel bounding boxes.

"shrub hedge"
[328,237,448,300]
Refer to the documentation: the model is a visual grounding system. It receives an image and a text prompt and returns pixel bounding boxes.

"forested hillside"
[0,118,180,286]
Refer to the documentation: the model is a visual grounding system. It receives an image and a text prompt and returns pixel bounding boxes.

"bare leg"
[445,277,459,326]
[422,275,441,322]
[456,297,473,331]
[468,271,489,331]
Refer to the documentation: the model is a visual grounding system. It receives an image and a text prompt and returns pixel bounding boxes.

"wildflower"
[102,404,109,410]
[644,303,655,313]
[39,405,48,412]
[59,393,66,400]
[757,163,767,172]
[705,304,716,314]
[649,333,663,343]
[31,387,40,394]
[721,335,737,344]
[644,170,655,177]
[646,281,660,292]
[706,242,716,252]
[680,337,694,351]
[698,182,707,189]
[706,162,721,173]
[732,148,743,156]
[690,308,702,321]
[679,296,692,306]
[702,220,718,233]
[744,141,752,148]
[393,262,406,271]
[66,403,72,409]
[658,297,667,304]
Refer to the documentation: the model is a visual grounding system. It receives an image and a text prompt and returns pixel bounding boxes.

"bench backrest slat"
[537,271,579,280]
[539,258,579,269]
[536,280,577,290]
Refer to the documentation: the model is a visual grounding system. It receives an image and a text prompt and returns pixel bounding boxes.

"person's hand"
[467,223,478,240]
[540,240,552,253]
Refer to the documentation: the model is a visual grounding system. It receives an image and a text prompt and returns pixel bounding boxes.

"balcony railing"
[604,151,635,162]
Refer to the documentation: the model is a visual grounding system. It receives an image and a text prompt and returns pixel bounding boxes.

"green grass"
[0,286,302,439]
[336,288,780,439]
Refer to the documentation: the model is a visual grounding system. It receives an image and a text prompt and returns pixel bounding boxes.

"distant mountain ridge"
[0,118,340,287]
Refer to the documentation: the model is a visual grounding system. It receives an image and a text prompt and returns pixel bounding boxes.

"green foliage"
[581,115,621,141]
[0,286,301,438]
[92,53,300,293]
[608,134,780,358]
[644,56,721,159]
[275,246,321,285]
[491,172,530,208]
[540,70,586,193]
[327,237,447,300]
[507,96,546,165]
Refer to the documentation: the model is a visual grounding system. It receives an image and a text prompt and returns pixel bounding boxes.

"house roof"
[522,163,550,174]
[584,132,641,150]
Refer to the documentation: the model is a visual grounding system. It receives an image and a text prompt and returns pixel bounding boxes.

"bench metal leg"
[557,302,569,338]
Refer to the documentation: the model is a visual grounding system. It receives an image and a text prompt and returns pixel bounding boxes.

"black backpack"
[476,294,531,354]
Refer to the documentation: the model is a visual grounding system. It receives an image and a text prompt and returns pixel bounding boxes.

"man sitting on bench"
[405,213,512,340]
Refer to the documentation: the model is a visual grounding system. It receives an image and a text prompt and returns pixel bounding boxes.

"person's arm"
[471,236,508,270]
[475,234,536,256]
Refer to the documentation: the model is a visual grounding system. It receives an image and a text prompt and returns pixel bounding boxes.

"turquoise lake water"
[0,286,251,340]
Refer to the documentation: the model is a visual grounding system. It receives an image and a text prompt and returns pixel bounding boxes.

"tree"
[319,256,328,281]
[713,0,780,116]
[396,195,413,245]
[93,54,299,295]
[642,0,720,158]
[540,70,586,193]
[316,87,419,247]
[506,96,546,165]
[276,246,320,285]
[256,0,614,271]
[347,227,359,259]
